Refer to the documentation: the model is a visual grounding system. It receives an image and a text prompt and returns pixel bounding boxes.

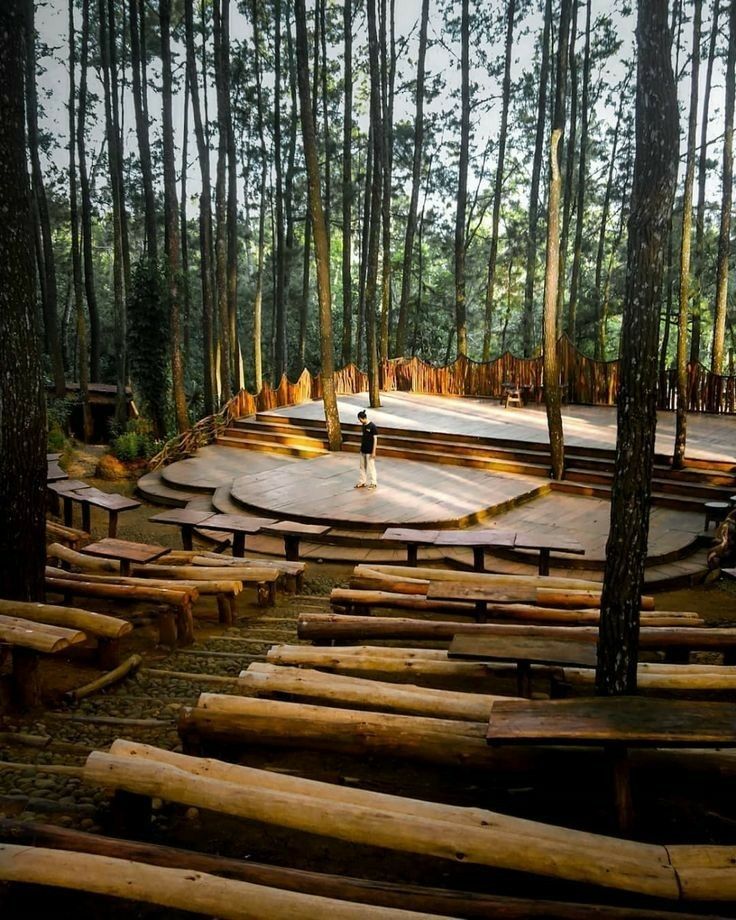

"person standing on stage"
[355,409,378,489]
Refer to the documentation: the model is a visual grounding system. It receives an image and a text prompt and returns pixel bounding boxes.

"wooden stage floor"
[263,392,736,464]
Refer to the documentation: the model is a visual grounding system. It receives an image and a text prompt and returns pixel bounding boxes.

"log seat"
[0,613,87,709]
[0,598,132,670]
[45,519,91,551]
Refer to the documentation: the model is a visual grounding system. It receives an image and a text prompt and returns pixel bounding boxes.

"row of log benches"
[4,563,736,913]
[0,536,305,708]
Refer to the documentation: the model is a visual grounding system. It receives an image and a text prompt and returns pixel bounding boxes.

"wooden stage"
[262,392,736,464]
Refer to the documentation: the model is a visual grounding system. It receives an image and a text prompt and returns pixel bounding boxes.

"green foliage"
[127,258,171,437]
[47,395,78,452]
[110,418,161,462]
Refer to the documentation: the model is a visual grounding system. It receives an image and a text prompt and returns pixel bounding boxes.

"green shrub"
[47,425,67,453]
[110,418,163,462]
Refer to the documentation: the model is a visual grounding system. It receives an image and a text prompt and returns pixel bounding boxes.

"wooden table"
[263,521,331,561]
[513,532,585,576]
[427,580,538,622]
[149,508,216,550]
[81,537,171,577]
[48,479,91,524]
[448,633,597,696]
[485,697,736,830]
[434,529,517,572]
[72,487,142,538]
[202,513,278,558]
[381,528,440,566]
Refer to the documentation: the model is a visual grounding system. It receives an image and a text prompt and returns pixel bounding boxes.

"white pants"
[358,453,377,486]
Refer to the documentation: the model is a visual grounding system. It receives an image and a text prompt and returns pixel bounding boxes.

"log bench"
[43,573,198,646]
[0,615,87,708]
[297,613,736,663]
[555,662,736,694]
[79,739,736,902]
[485,697,736,832]
[46,519,91,551]
[45,566,243,628]
[47,479,91,523]
[182,551,306,594]
[0,598,133,670]
[48,542,276,610]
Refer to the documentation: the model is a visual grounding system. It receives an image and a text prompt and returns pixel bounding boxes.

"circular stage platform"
[229,452,547,529]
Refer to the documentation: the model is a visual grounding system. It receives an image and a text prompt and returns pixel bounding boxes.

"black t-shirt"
[360,421,378,453]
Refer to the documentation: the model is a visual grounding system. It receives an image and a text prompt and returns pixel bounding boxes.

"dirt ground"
[2,445,736,917]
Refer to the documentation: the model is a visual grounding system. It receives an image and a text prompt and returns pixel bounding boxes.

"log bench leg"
[181,524,194,551]
[472,547,485,573]
[48,489,60,516]
[176,604,195,646]
[228,595,238,623]
[81,502,91,534]
[63,495,74,527]
[217,594,233,626]
[97,638,121,670]
[406,545,418,567]
[475,600,487,623]
[110,790,152,839]
[516,660,532,698]
[664,648,690,664]
[724,648,736,666]
[158,610,178,647]
[609,743,634,834]
[538,549,551,576]
[232,533,246,558]
[12,648,42,710]
[284,535,300,562]
[108,510,119,539]
[257,581,276,607]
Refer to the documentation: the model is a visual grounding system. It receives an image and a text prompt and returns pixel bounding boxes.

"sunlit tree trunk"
[274,0,287,383]
[294,0,342,448]
[597,0,679,695]
[522,0,552,357]
[691,0,720,364]
[25,0,65,398]
[251,0,267,393]
[567,0,592,339]
[482,0,515,361]
[68,0,92,441]
[341,0,354,365]
[674,0,702,469]
[214,0,232,400]
[594,94,623,360]
[357,137,372,368]
[129,0,157,261]
[365,0,383,406]
[542,0,571,481]
[454,0,470,357]
[556,0,578,329]
[77,0,100,382]
[1,0,46,600]
[379,0,395,359]
[396,0,429,358]
[99,0,127,426]
[160,0,189,432]
[185,0,216,413]
[711,0,735,374]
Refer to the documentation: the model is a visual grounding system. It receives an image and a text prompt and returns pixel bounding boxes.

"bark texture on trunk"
[0,0,46,601]
[454,0,470,357]
[597,0,679,695]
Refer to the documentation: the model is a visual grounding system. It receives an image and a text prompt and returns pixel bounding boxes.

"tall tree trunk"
[365,0,383,406]
[522,0,552,357]
[214,0,232,400]
[556,0,578,330]
[0,0,46,601]
[567,0,592,340]
[226,18,241,392]
[482,0,515,361]
[673,0,702,469]
[77,0,100,382]
[185,0,216,413]
[129,0,157,261]
[711,0,735,374]
[379,0,395,359]
[692,0,720,365]
[68,0,92,441]
[542,0,571,481]
[25,0,65,398]
[341,0,354,365]
[181,68,191,358]
[99,0,127,426]
[357,138,372,368]
[285,0,299,374]
[294,0,342,449]
[396,0,429,358]
[597,0,679,695]
[160,0,189,432]
[108,0,131,306]
[273,0,288,383]
[593,93,623,360]
[251,0,267,393]
[454,0,470,357]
